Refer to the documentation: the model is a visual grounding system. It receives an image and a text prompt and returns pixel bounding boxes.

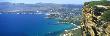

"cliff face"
[82,1,110,36]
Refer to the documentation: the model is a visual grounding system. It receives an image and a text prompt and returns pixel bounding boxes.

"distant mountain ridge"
[0,2,82,12]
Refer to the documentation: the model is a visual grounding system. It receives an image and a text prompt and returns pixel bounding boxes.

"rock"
[82,1,110,36]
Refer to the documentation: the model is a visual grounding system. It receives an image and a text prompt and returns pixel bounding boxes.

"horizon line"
[0,1,83,5]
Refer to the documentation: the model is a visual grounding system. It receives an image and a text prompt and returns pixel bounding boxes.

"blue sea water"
[0,13,73,36]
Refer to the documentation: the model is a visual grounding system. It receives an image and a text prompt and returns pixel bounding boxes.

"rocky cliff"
[82,1,110,36]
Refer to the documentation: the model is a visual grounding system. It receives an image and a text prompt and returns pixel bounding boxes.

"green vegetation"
[83,0,110,36]
[100,0,107,2]
[58,16,81,25]
[84,1,110,7]
[72,28,82,36]
[101,10,110,22]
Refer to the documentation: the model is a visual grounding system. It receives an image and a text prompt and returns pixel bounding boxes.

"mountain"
[0,2,82,12]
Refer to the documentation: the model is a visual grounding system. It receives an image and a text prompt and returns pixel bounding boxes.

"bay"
[0,13,73,36]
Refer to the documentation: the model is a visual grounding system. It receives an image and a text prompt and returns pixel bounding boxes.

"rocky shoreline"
[59,1,110,36]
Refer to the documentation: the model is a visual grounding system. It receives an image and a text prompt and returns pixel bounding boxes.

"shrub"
[101,10,110,22]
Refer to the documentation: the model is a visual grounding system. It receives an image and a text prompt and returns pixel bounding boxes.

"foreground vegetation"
[82,0,110,36]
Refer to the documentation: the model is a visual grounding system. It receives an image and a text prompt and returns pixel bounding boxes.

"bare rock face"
[82,1,110,36]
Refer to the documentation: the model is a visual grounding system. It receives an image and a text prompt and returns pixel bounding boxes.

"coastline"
[60,26,81,36]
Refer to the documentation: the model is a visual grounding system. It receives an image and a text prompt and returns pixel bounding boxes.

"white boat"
[17,13,20,14]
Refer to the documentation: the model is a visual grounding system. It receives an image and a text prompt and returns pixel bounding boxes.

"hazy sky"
[0,0,84,4]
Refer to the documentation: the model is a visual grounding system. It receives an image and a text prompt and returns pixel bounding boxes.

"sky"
[0,0,84,4]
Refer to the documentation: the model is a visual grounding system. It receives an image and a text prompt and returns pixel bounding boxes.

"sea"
[0,12,74,36]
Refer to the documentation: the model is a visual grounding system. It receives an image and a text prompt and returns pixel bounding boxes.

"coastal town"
[59,0,110,36]
[0,2,83,36]
[0,2,82,25]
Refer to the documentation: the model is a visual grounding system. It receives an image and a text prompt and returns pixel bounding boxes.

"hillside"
[82,1,110,36]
